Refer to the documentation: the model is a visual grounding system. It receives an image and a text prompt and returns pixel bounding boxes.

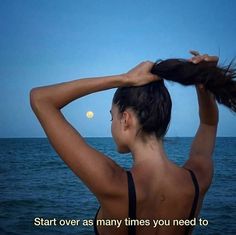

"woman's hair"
[113,59,236,139]
[152,59,236,112]
[113,80,172,139]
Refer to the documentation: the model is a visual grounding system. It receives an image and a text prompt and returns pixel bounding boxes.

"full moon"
[86,111,94,119]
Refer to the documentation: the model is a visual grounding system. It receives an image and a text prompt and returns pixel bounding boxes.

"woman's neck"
[130,136,168,169]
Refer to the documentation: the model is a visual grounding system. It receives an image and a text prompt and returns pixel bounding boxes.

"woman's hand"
[124,61,160,86]
[188,50,219,65]
[188,50,219,90]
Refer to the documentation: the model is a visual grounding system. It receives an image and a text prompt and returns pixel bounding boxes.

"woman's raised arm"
[184,52,219,192]
[30,61,157,199]
[30,75,126,199]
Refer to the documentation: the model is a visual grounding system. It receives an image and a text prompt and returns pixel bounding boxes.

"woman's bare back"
[96,163,203,235]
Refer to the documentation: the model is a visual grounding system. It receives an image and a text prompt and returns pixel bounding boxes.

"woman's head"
[112,80,172,149]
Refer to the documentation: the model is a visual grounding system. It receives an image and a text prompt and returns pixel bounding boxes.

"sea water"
[0,138,235,235]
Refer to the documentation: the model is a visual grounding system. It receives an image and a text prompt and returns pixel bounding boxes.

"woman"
[30,51,236,235]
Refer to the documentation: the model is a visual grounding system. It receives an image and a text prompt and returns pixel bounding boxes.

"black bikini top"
[94,169,199,235]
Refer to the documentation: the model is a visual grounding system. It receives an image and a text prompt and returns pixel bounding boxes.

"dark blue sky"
[1,0,236,137]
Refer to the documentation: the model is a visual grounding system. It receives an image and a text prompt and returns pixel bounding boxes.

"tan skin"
[30,51,219,235]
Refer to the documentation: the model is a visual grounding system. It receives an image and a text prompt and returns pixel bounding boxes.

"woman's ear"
[121,111,131,129]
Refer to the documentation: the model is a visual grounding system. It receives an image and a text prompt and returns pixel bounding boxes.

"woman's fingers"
[189,50,200,56]
[191,55,208,64]
[203,55,219,63]
[125,61,161,86]
[188,50,219,64]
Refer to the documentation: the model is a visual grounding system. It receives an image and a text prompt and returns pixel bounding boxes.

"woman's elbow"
[30,88,47,112]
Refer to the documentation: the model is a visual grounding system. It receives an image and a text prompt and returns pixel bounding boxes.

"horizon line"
[0,136,236,139]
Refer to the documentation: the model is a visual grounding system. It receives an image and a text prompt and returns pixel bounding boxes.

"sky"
[0,0,236,138]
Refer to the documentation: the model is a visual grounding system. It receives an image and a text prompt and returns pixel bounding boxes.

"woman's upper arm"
[189,123,217,158]
[30,94,124,198]
[184,123,217,191]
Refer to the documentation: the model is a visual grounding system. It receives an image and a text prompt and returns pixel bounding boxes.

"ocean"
[0,137,235,235]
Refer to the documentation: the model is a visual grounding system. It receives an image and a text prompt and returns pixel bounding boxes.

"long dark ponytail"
[113,58,236,141]
[151,59,236,113]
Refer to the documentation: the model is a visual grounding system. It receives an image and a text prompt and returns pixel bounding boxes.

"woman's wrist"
[195,86,219,125]
[114,73,130,87]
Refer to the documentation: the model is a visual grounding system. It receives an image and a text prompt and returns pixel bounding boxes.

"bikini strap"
[126,171,137,235]
[184,168,200,235]
[93,206,100,235]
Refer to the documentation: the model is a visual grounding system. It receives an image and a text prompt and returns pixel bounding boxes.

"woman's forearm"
[30,74,126,110]
[30,61,158,111]
[196,86,219,126]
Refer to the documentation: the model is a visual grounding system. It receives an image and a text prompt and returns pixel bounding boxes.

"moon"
[86,111,94,119]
